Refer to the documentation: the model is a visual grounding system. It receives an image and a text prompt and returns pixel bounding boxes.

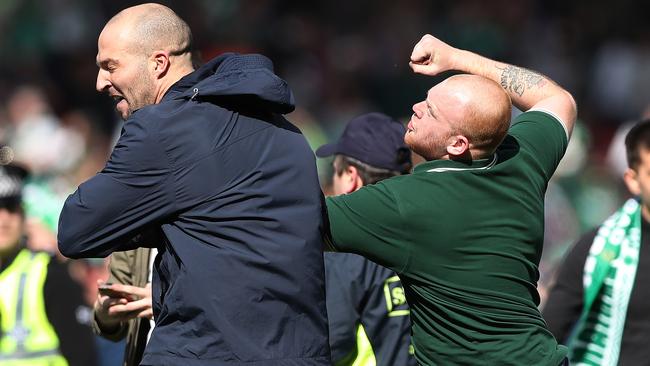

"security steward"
[0,160,96,366]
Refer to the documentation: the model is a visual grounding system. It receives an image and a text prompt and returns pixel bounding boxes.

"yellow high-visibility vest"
[334,324,376,366]
[0,249,68,366]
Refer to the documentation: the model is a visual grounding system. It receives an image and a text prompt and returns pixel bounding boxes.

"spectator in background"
[325,34,576,365]
[0,160,97,366]
[92,248,153,366]
[543,119,650,365]
[58,3,330,365]
[316,112,415,366]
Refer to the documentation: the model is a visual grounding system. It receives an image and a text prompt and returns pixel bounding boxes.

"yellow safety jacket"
[0,249,68,366]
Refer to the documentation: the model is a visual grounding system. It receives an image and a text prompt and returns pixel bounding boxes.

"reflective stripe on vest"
[0,249,68,366]
[335,323,376,366]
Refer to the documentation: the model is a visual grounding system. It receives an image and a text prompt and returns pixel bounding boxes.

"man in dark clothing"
[0,161,97,366]
[316,113,416,365]
[57,4,330,365]
[543,119,650,365]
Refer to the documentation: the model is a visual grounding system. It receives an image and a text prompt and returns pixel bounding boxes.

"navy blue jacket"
[325,253,415,366]
[58,54,330,365]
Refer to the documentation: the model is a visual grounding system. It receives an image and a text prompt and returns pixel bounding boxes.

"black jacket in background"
[58,54,330,365]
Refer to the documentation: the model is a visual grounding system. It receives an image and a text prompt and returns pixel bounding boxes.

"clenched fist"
[409,34,459,76]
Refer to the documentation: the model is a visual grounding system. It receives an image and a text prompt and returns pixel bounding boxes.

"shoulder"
[114,112,159,147]
[510,110,568,144]
[125,100,193,136]
[326,252,371,269]
[527,108,570,139]
[325,253,391,284]
[502,109,570,178]
[109,111,173,170]
[327,177,403,213]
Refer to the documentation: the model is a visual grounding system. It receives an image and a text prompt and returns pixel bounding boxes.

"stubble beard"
[124,66,157,120]
[407,134,445,161]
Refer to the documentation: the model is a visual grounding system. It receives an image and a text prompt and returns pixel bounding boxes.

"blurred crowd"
[1,0,649,364]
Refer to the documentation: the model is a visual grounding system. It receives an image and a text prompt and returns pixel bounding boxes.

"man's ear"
[446,135,469,157]
[624,168,641,196]
[343,165,364,194]
[150,51,170,79]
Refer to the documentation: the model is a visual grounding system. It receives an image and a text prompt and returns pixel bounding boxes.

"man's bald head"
[439,74,512,157]
[103,3,192,57]
[407,74,512,161]
[95,4,195,120]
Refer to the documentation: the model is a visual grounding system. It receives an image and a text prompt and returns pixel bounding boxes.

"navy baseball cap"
[316,112,411,172]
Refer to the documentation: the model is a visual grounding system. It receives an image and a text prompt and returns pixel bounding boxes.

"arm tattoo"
[497,65,547,97]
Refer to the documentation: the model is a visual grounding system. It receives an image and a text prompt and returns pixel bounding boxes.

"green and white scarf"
[568,198,641,366]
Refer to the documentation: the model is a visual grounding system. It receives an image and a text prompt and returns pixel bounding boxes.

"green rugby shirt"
[326,110,569,366]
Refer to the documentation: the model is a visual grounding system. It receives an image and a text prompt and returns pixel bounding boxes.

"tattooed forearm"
[497,65,548,97]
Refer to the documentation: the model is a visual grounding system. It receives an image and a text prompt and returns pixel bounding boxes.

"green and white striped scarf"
[568,198,641,365]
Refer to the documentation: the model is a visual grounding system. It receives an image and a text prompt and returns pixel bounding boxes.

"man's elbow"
[533,88,578,137]
[57,229,85,259]
[560,89,578,137]
[57,207,96,259]
[562,89,578,124]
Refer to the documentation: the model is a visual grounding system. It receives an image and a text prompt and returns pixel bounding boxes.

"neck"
[469,147,493,160]
[154,65,195,104]
[642,204,650,223]
[446,149,476,163]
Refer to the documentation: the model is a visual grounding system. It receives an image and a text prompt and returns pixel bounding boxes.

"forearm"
[409,34,577,133]
[91,311,128,340]
[58,115,173,259]
[92,250,136,340]
[58,174,169,259]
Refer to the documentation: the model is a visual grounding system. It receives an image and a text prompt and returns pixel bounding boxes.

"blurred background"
[0,0,646,363]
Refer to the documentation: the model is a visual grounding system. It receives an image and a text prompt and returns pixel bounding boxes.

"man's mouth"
[111,95,125,103]
[111,95,128,112]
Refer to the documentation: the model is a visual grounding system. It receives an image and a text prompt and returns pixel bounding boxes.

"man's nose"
[96,69,111,92]
[412,102,424,118]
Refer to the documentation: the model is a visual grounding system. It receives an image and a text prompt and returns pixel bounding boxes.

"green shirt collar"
[413,153,498,173]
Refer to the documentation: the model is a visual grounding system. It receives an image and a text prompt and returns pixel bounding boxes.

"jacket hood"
[166,53,295,114]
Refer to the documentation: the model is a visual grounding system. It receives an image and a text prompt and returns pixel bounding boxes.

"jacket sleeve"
[58,116,175,258]
[91,250,134,341]
[44,260,98,366]
[359,263,416,366]
[542,229,595,343]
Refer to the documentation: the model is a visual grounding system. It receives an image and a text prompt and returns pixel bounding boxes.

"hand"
[409,34,458,76]
[94,281,153,330]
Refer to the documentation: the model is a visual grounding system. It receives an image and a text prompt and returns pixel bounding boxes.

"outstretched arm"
[58,117,173,258]
[409,34,577,136]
